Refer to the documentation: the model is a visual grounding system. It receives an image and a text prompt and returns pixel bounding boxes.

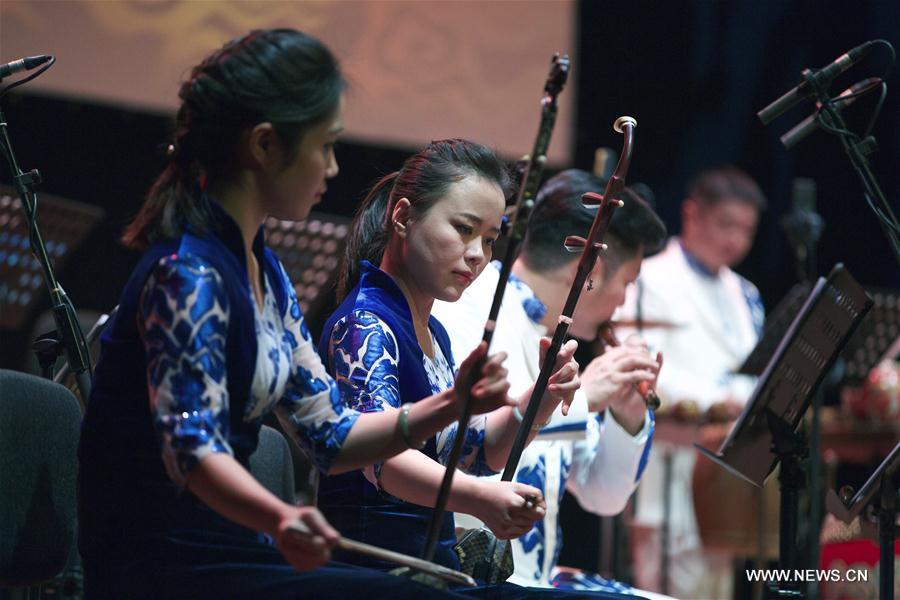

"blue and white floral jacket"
[79,200,358,564]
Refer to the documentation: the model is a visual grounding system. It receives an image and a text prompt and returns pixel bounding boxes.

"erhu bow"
[501,115,639,481]
[421,53,570,563]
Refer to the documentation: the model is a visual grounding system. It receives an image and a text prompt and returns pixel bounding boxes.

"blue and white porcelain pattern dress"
[315,261,493,572]
[141,254,360,485]
[329,308,491,485]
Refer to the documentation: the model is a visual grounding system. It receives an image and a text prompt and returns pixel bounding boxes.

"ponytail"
[121,124,210,249]
[337,172,398,300]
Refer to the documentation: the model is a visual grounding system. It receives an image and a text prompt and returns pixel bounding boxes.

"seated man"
[433,169,667,595]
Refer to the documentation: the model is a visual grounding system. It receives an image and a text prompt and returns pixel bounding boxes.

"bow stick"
[288,520,475,587]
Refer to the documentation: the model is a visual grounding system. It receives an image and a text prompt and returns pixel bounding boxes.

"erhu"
[421,53,570,564]
[474,117,645,584]
[501,115,640,480]
[590,147,661,411]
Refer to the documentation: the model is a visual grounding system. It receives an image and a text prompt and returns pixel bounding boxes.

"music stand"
[738,283,897,582]
[263,211,349,314]
[0,186,104,330]
[738,283,813,377]
[741,285,899,385]
[697,264,873,599]
[826,442,899,600]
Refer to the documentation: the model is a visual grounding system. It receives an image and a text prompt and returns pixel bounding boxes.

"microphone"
[0,55,52,80]
[757,41,874,125]
[781,178,823,280]
[780,78,881,149]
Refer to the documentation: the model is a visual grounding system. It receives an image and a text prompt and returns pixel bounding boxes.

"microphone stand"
[780,188,826,595]
[798,45,898,597]
[0,103,93,402]
[762,42,896,589]
[798,64,900,266]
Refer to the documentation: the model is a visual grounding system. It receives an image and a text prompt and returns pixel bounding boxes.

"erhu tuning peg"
[564,235,587,253]
[581,192,603,209]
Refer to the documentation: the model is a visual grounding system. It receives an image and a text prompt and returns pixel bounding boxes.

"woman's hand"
[455,341,513,414]
[471,480,546,539]
[275,506,340,571]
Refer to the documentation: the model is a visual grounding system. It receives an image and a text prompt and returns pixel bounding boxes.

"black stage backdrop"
[575,0,900,303]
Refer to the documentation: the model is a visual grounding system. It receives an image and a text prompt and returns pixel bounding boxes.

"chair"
[0,370,81,588]
[248,425,296,505]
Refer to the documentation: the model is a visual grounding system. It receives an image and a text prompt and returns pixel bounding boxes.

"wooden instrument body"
[691,421,781,559]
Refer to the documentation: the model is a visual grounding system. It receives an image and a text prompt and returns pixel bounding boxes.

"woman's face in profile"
[399,175,505,303]
[265,97,344,222]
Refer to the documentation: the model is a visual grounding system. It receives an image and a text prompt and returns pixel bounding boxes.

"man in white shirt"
[618,166,766,599]
[433,169,667,594]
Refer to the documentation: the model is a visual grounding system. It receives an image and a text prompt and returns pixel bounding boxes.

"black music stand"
[263,211,349,314]
[826,442,900,600]
[738,283,813,377]
[738,284,898,579]
[0,186,103,330]
[740,285,899,385]
[697,264,873,599]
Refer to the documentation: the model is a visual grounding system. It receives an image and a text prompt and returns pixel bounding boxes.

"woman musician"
[316,139,581,575]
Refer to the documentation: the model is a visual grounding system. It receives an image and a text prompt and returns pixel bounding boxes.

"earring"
[587,278,594,291]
